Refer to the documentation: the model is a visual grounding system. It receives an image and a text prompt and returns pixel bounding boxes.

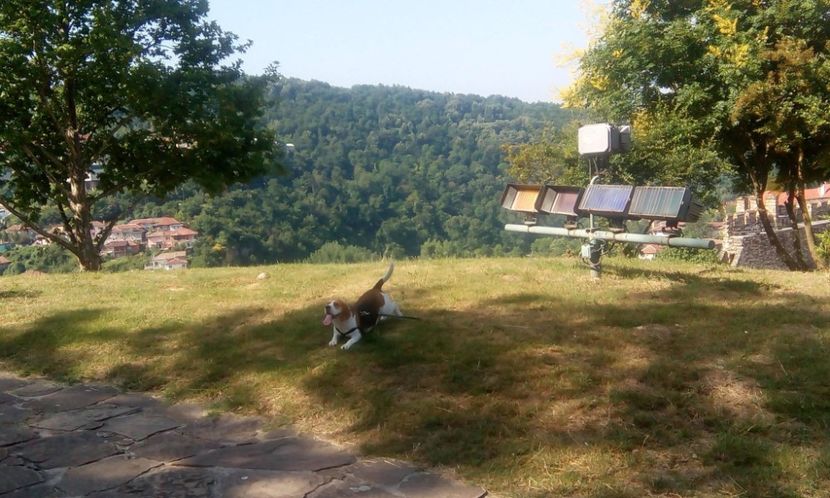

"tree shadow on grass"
[0,289,42,299]
[0,267,828,497]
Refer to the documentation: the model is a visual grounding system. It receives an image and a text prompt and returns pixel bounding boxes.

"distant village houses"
[104,217,198,269]
[146,251,189,270]
[1,215,198,270]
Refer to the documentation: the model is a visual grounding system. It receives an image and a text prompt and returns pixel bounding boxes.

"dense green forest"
[124,79,572,266]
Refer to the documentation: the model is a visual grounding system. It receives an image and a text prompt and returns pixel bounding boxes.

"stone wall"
[721,219,830,270]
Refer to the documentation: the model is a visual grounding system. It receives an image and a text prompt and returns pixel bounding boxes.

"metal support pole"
[583,238,603,279]
[504,224,716,249]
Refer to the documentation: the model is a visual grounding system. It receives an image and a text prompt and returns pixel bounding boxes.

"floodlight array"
[501,183,705,226]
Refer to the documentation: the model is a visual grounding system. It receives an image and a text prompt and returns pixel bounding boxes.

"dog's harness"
[336,325,360,337]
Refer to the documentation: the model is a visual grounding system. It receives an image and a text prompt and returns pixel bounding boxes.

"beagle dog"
[323,262,402,350]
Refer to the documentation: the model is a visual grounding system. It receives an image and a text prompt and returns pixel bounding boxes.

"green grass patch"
[0,258,828,497]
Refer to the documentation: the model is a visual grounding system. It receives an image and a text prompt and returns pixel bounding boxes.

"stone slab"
[32,404,140,431]
[29,385,118,412]
[0,392,20,405]
[175,437,356,472]
[347,458,420,488]
[0,404,31,425]
[14,431,119,469]
[0,464,43,494]
[307,475,398,498]
[130,431,221,462]
[58,455,162,496]
[10,381,62,398]
[0,374,29,392]
[0,424,36,447]
[114,466,217,497]
[0,483,64,498]
[217,469,325,498]
[104,393,164,412]
[183,414,261,444]
[100,413,181,441]
[398,472,487,498]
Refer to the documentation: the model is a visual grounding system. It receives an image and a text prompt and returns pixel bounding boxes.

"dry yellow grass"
[1,257,828,497]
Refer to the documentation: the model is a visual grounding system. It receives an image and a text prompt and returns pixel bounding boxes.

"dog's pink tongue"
[322,314,333,326]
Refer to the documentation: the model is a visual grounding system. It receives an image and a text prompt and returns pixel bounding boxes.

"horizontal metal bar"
[504,224,716,250]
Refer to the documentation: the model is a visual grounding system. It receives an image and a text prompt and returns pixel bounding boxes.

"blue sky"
[207,0,599,103]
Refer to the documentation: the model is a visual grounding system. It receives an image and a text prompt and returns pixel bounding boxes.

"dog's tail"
[373,261,395,290]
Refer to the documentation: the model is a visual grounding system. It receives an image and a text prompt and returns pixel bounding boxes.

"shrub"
[102,254,150,272]
[307,242,378,264]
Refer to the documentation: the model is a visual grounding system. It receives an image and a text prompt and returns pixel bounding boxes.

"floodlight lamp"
[500,184,543,224]
[500,184,543,213]
[576,184,634,218]
[628,186,704,225]
[536,185,583,228]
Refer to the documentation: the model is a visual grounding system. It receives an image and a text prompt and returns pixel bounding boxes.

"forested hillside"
[131,79,572,265]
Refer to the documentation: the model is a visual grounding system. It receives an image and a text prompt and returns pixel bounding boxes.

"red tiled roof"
[804,183,830,201]
[770,182,829,206]
[112,224,145,233]
[154,251,187,261]
[640,244,662,255]
[130,217,181,227]
[0,256,10,264]
[147,228,197,239]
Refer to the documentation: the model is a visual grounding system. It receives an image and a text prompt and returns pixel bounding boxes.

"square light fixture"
[536,186,583,217]
[628,186,704,223]
[576,184,634,218]
[500,184,543,213]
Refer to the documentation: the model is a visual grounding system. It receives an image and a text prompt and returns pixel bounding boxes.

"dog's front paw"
[328,339,338,347]
[341,343,352,350]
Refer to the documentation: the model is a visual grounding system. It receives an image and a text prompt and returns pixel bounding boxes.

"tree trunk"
[68,169,102,272]
[784,186,807,270]
[750,175,803,271]
[795,149,825,270]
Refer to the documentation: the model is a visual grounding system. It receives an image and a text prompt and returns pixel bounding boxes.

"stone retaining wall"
[721,219,830,269]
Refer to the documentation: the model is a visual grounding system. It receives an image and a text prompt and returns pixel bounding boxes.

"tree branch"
[20,144,72,199]
[0,196,79,257]
[55,197,78,246]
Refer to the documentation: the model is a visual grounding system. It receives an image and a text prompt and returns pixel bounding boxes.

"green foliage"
[306,241,378,264]
[133,80,571,265]
[3,244,77,274]
[817,229,830,266]
[502,121,586,185]
[656,247,722,264]
[0,0,281,270]
[530,236,580,257]
[101,254,149,273]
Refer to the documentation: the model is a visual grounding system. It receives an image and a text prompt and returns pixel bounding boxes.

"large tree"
[563,0,830,270]
[0,0,281,270]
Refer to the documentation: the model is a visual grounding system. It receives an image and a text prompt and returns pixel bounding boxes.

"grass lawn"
[1,257,829,497]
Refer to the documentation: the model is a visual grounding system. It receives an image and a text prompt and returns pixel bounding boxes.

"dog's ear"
[335,299,352,320]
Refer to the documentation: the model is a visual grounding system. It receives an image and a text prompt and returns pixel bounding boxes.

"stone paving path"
[0,372,488,498]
